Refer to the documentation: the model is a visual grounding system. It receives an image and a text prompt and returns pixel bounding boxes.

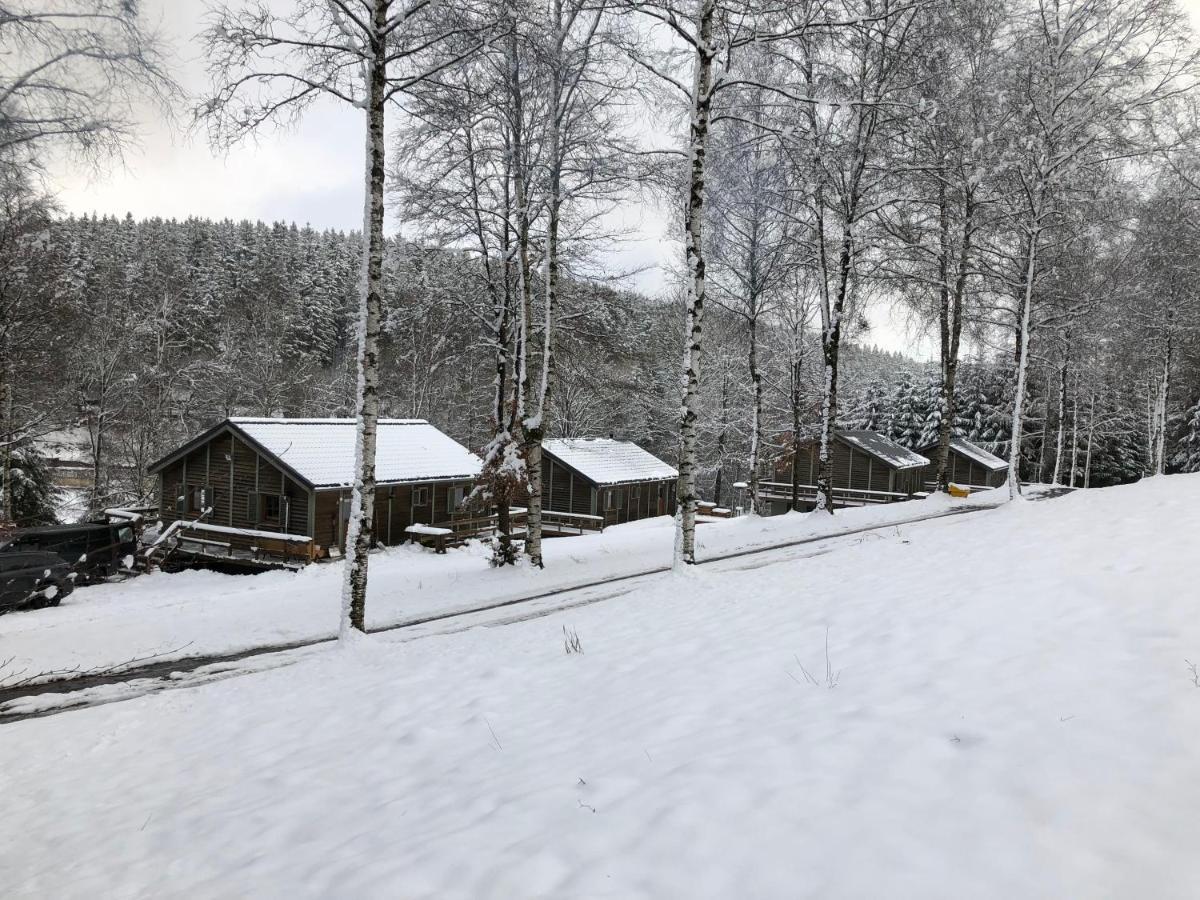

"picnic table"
[405,524,453,554]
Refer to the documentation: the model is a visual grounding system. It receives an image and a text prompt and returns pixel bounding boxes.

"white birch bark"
[674,0,715,568]
[340,1,387,637]
[1051,350,1068,486]
[1007,222,1039,500]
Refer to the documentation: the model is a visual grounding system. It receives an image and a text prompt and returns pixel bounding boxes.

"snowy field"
[3,475,1200,898]
[0,490,995,682]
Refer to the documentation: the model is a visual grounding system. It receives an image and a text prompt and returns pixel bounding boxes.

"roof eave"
[148,419,318,491]
[312,472,482,490]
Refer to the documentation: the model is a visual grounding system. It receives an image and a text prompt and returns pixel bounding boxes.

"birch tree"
[786,0,927,512]
[202,0,488,634]
[0,1,172,162]
[707,79,796,514]
[623,0,857,562]
[398,0,630,567]
[996,0,1196,499]
[880,0,1006,492]
[0,170,53,526]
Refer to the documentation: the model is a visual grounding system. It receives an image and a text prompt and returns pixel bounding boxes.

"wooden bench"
[405,524,453,554]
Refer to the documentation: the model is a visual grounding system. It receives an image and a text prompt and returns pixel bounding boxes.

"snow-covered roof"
[229,418,481,487]
[946,437,1008,472]
[837,431,929,470]
[543,438,677,486]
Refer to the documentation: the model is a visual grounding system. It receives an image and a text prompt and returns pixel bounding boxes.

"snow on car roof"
[230,418,482,487]
[947,436,1008,471]
[543,438,677,486]
[837,430,930,470]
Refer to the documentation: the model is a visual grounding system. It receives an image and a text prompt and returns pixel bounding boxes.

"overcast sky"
[47,0,1200,359]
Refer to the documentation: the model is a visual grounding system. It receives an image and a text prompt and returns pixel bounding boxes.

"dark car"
[1,522,138,583]
[0,551,75,612]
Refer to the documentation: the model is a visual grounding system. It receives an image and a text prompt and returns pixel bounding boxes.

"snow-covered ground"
[0,490,995,682]
[3,475,1200,898]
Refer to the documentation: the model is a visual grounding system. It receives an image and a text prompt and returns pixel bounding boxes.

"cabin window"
[188,485,213,514]
[604,490,614,510]
[249,492,282,523]
[175,483,186,515]
[631,486,641,502]
[448,485,465,512]
[413,486,429,506]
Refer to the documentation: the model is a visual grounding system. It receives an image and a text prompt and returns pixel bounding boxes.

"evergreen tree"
[1168,396,1200,474]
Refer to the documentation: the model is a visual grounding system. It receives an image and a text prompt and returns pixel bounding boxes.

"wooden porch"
[747,480,926,512]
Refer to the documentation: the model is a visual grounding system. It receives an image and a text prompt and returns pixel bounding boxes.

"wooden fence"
[753,481,922,509]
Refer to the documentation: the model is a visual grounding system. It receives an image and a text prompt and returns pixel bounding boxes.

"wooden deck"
[147,520,316,572]
[751,481,925,512]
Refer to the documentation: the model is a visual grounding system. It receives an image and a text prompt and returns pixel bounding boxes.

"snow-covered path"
[0,491,996,685]
[3,476,1200,898]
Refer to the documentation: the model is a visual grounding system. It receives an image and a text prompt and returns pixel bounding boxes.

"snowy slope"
[0,490,992,681]
[3,475,1200,898]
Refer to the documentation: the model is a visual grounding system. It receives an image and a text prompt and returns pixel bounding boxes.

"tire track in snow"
[0,500,1014,722]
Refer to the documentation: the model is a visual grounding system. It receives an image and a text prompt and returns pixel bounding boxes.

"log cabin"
[538,438,678,527]
[149,418,482,555]
[765,430,930,513]
[916,436,1008,490]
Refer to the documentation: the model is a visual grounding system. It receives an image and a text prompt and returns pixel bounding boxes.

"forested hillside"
[5,209,1185,524]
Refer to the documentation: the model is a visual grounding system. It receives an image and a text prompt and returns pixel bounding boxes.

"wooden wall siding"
[596,479,672,525]
[313,490,341,550]
[228,437,256,529]
[284,477,309,535]
[257,457,283,495]
[540,459,596,518]
[919,450,1006,489]
[158,428,316,538]
[571,478,592,516]
[309,480,477,551]
[209,433,233,525]
[773,439,929,497]
[159,460,185,523]
[547,459,571,511]
[847,448,871,491]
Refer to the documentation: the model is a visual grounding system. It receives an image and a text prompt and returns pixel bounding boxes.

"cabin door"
[338,494,351,548]
[657,483,665,516]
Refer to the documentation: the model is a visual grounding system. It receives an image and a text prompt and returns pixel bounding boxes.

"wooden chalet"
[763,430,930,513]
[539,438,678,527]
[916,437,1008,490]
[148,418,482,563]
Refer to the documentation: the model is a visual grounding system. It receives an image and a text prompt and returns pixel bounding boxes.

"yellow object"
[948,484,971,498]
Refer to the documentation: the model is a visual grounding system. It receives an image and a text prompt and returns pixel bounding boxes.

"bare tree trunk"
[1152,329,1172,476]
[674,0,715,568]
[786,307,809,511]
[747,309,762,515]
[933,190,972,492]
[1051,346,1068,485]
[1069,386,1079,487]
[492,286,515,562]
[816,224,853,514]
[714,368,728,507]
[1084,389,1096,488]
[1007,224,1039,499]
[790,352,803,511]
[340,8,387,637]
[506,22,546,569]
[0,347,11,525]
